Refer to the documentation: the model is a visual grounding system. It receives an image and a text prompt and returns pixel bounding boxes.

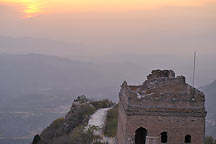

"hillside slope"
[33,96,113,144]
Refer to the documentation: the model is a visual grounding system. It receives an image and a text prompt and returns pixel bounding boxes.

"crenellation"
[147,70,175,80]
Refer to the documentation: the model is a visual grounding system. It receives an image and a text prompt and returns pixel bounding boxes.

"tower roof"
[119,69,206,117]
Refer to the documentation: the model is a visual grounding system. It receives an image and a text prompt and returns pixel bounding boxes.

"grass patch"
[104,104,119,137]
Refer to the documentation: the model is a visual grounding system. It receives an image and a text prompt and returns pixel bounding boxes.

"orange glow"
[0,0,215,18]
[22,1,43,18]
[0,0,45,18]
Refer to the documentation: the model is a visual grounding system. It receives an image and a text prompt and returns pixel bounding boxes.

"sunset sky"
[0,0,216,57]
[1,0,216,17]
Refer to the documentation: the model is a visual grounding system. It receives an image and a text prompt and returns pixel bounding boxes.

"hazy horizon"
[0,0,216,102]
[1,0,215,57]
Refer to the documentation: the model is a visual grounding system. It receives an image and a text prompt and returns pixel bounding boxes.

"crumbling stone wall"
[117,70,206,144]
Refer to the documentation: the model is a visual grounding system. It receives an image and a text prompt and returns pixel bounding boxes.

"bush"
[52,118,65,128]
[39,117,65,143]
[64,104,96,133]
[205,136,216,144]
[90,99,113,109]
[104,104,119,137]
[74,95,89,103]
[69,126,103,144]
[32,134,41,144]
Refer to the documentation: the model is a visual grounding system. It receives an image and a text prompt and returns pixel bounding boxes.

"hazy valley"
[0,53,215,144]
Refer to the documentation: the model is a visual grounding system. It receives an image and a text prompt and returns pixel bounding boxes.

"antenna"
[192,52,196,97]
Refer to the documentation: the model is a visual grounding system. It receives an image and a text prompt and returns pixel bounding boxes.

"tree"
[32,134,41,144]
[69,126,103,144]
[205,136,216,144]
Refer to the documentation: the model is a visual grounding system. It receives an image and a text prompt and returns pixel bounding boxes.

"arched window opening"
[135,127,147,144]
[185,135,191,143]
[160,132,168,143]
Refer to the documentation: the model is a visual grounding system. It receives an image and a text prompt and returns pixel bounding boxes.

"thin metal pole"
[193,52,196,88]
[192,52,196,97]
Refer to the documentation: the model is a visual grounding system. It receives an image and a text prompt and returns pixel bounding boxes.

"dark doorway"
[160,132,168,143]
[135,127,147,144]
[185,135,191,143]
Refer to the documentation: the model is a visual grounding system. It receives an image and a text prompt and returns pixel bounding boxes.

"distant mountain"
[200,81,216,139]
[0,36,84,59]
[200,80,216,113]
[0,54,123,105]
[0,54,122,144]
[1,36,216,88]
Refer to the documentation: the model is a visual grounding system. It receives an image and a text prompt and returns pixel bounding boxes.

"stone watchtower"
[117,70,206,144]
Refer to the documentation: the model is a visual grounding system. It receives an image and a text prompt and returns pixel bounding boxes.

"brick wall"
[117,70,206,144]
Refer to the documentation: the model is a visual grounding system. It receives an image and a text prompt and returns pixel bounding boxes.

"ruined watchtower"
[117,70,206,144]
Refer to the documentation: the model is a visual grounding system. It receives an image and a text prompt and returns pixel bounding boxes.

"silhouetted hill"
[200,81,216,139]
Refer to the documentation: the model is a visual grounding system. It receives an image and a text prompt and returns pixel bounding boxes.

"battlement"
[147,69,175,80]
[119,69,206,116]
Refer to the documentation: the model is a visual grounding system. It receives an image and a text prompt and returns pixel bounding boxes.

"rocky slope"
[32,96,113,144]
